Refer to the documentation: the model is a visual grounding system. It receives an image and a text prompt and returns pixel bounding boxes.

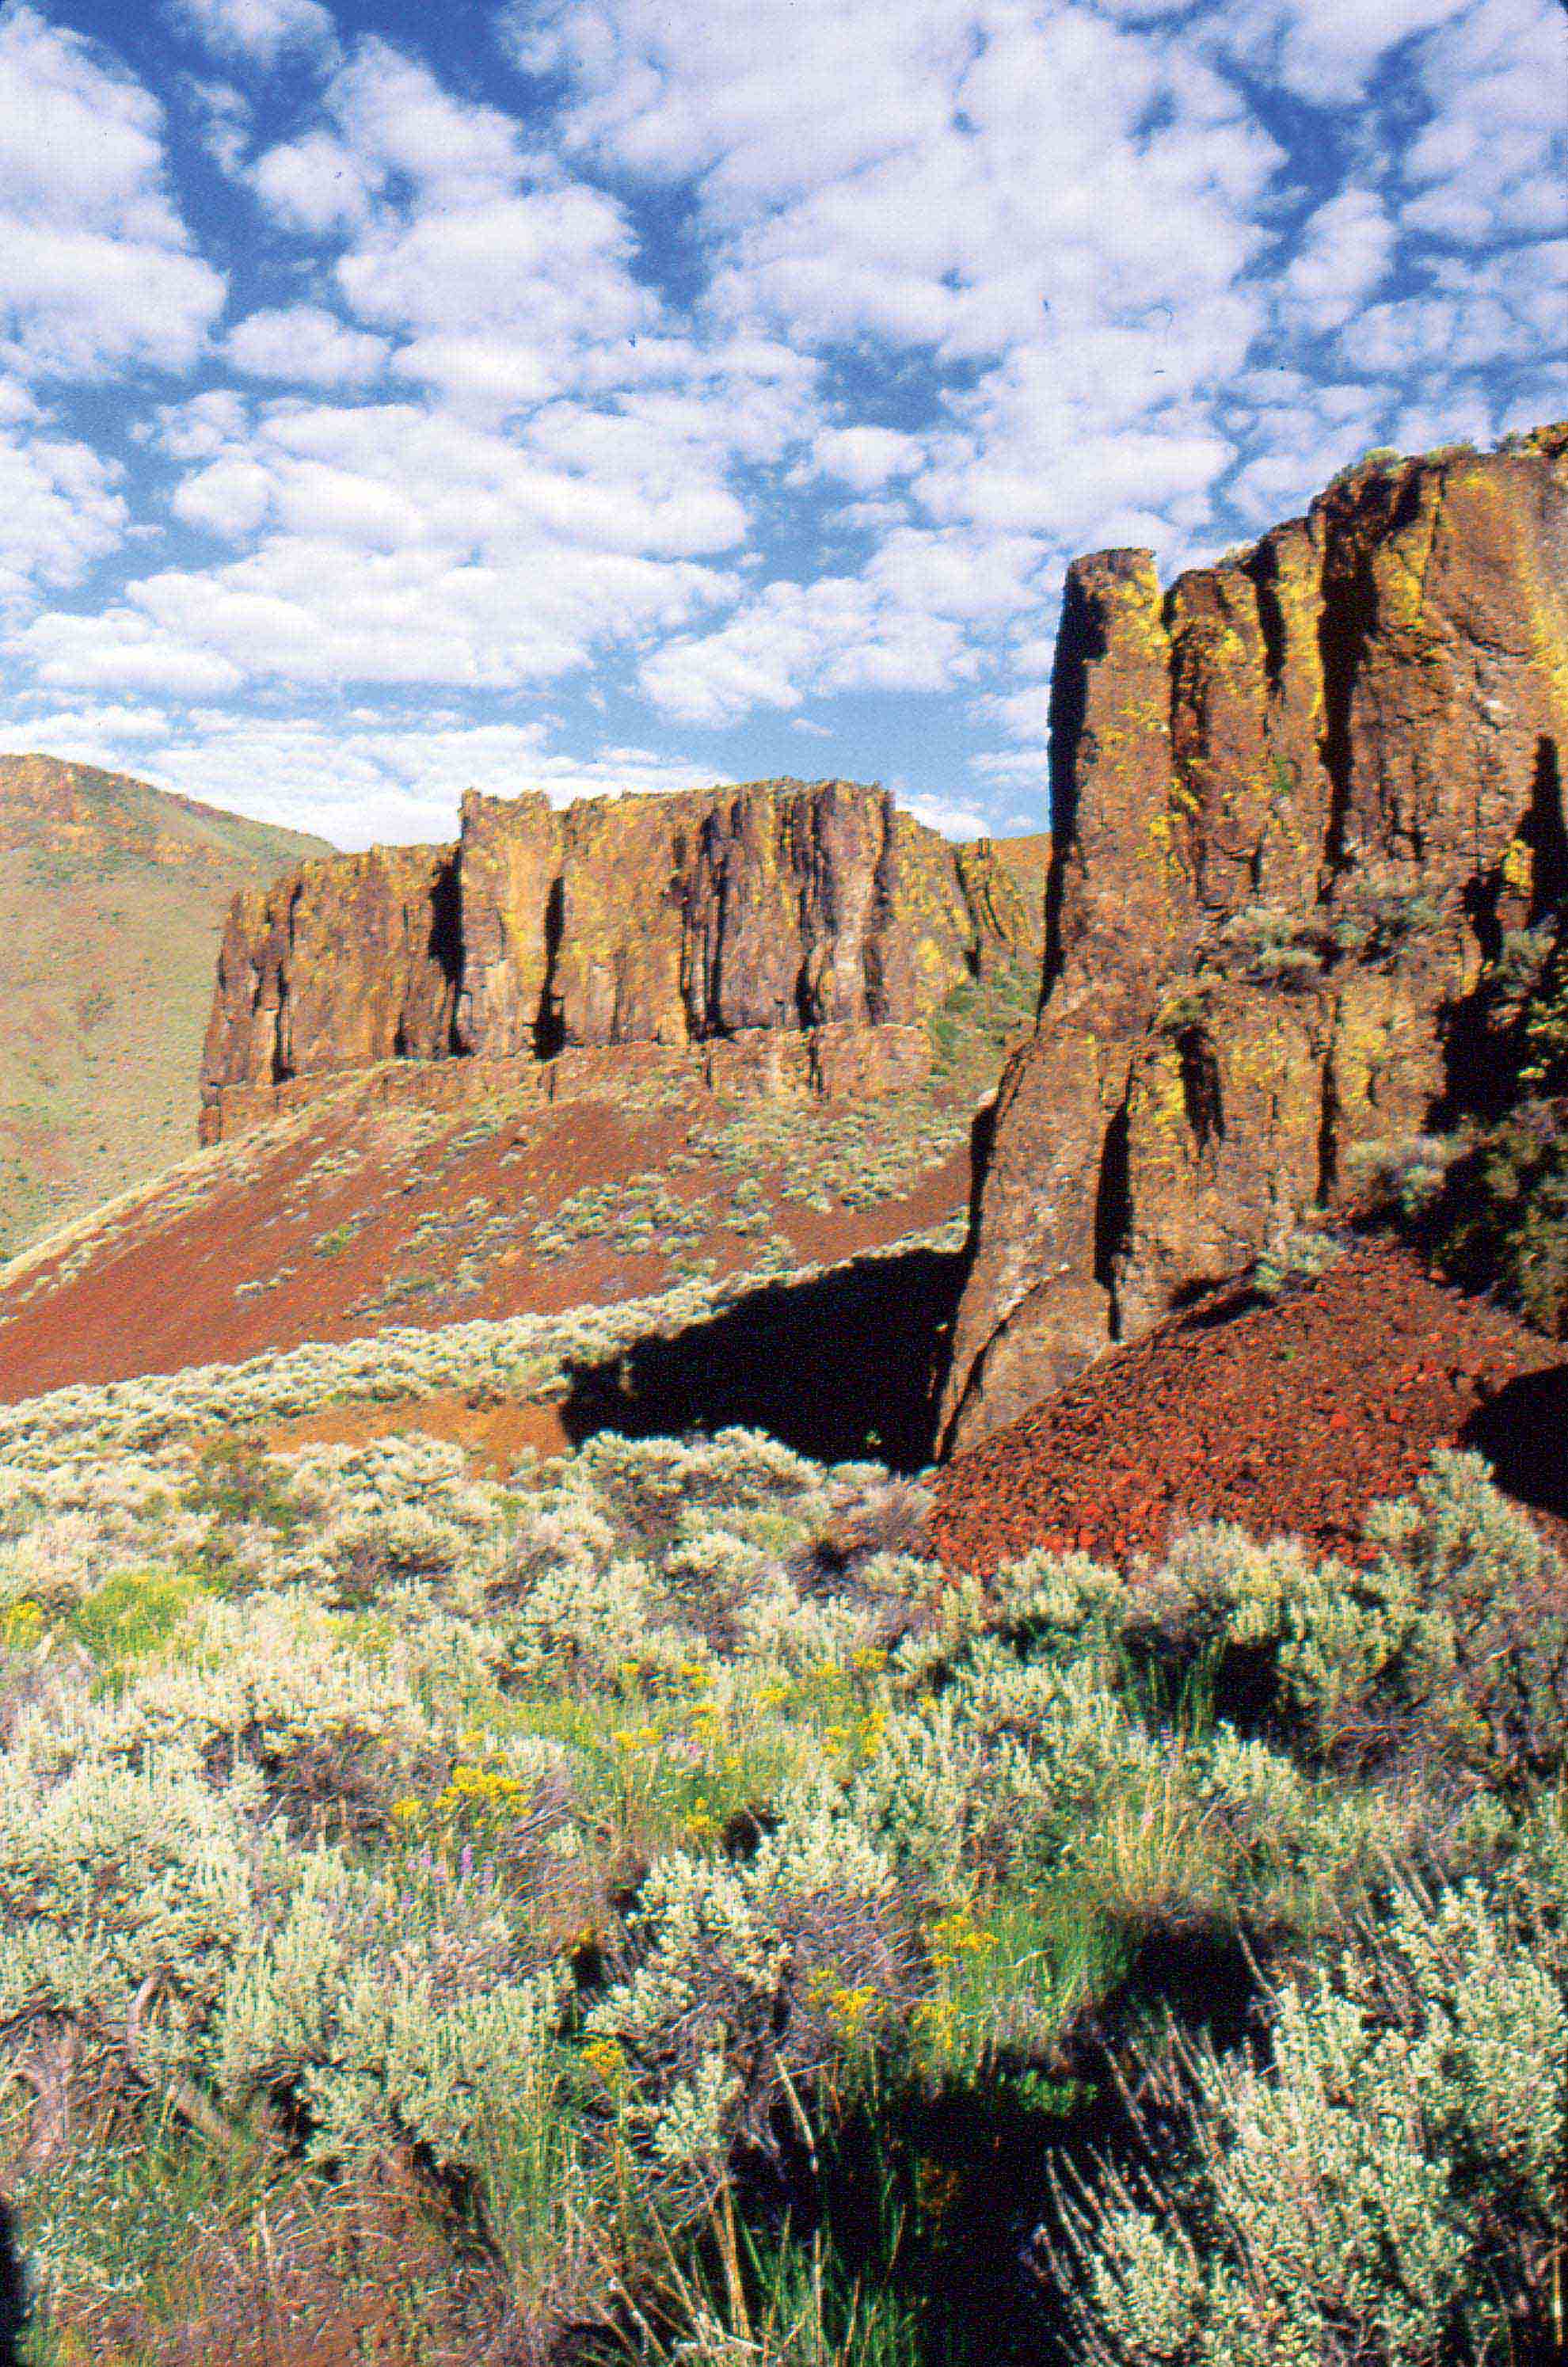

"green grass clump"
[67,1566,206,1671]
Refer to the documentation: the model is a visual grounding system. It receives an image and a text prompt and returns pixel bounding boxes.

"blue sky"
[0,0,1562,848]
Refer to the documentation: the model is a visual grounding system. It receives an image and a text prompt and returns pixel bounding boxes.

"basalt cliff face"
[201,779,1045,1140]
[940,423,1568,1452]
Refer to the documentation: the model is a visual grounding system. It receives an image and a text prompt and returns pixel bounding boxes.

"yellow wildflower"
[582,2039,627,2087]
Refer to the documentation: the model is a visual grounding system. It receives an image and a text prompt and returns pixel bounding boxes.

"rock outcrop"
[203,846,460,1098]
[940,424,1568,1452]
[201,780,1042,1140]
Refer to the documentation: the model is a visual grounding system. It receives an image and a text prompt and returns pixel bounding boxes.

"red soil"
[265,1391,572,1475]
[929,1243,1568,1577]
[0,1085,970,1405]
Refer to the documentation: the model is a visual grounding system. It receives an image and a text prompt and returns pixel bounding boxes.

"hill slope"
[0,946,1038,1420]
[0,753,329,1253]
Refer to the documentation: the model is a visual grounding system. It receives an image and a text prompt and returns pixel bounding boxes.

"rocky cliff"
[201,780,1043,1140]
[940,423,1568,1451]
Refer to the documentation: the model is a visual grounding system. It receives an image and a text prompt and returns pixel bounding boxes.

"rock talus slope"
[200,780,1045,1139]
[941,424,1568,1451]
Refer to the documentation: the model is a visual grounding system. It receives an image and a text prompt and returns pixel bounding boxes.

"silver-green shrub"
[1042,1873,1567,2365]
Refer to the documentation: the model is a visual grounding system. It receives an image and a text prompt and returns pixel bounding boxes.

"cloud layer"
[0,0,1561,845]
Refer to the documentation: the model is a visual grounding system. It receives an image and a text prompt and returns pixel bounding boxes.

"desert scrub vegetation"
[0,1219,963,1469]
[1368,904,1568,1338]
[670,967,1039,1223]
[527,1171,796,1278]
[0,1402,1563,2361]
[683,1093,973,1216]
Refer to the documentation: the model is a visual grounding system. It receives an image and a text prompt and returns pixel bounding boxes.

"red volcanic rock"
[928,1241,1566,1579]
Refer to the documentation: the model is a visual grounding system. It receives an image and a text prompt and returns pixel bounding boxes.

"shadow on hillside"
[1463,1363,1568,1521]
[0,2201,25,2366]
[559,1246,967,1471]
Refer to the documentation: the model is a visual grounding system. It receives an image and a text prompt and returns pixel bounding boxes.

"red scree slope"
[928,1242,1567,1577]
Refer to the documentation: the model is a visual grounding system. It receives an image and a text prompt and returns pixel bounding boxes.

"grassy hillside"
[0,754,329,1256]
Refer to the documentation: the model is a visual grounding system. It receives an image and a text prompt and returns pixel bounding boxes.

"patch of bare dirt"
[265,1391,571,1475]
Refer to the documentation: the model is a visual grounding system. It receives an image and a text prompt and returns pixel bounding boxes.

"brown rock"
[201,843,459,1100]
[941,423,1568,1452]
[200,778,1044,1136]
[451,791,563,1058]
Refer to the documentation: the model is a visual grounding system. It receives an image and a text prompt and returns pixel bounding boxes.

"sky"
[0,0,1562,850]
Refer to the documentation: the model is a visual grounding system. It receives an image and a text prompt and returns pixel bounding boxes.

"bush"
[1039,1870,1567,2365]
[1,1380,1562,2359]
[1250,1223,1345,1300]
[1107,1453,1568,1793]
[1428,1095,1568,1336]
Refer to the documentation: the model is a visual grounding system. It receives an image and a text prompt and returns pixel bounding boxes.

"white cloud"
[391,337,558,410]
[1212,0,1467,105]
[152,388,253,463]
[523,0,1280,363]
[512,0,967,209]
[13,700,172,744]
[501,0,1298,729]
[340,188,653,352]
[1336,261,1562,376]
[0,8,223,379]
[157,395,753,561]
[811,427,923,493]
[169,453,274,538]
[1,0,1558,841]
[899,788,994,839]
[249,38,674,428]
[184,77,252,175]
[638,565,986,727]
[0,702,736,847]
[169,0,337,66]
[19,608,245,697]
[973,681,1053,743]
[329,38,529,198]
[29,474,736,693]
[225,305,389,388]
[249,37,538,238]
[0,378,37,426]
[970,744,1051,796]
[1399,0,1567,245]
[919,424,1235,547]
[0,698,177,778]
[0,421,127,616]
[249,130,379,234]
[1281,190,1397,333]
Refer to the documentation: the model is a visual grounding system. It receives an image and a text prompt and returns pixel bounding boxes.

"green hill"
[0,752,330,1256]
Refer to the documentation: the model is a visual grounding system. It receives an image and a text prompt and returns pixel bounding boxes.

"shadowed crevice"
[1462,1367,1568,1520]
[532,875,566,1060]
[1527,736,1568,923]
[1043,571,1099,995]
